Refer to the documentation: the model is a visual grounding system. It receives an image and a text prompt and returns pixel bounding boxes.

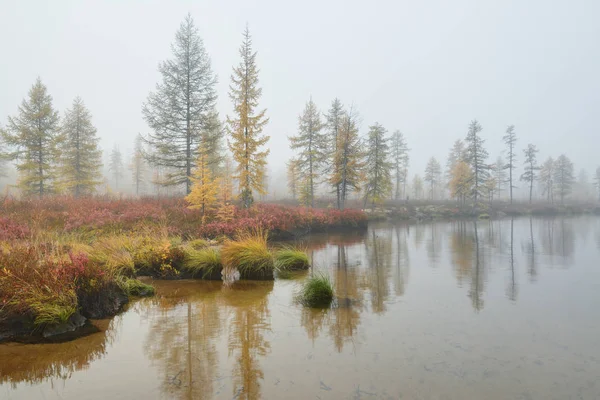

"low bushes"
[296,273,334,308]
[0,197,368,239]
[0,245,124,332]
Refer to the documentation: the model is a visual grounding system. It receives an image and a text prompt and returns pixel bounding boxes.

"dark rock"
[78,282,129,319]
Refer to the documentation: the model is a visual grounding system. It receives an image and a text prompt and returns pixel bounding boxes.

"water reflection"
[392,225,410,296]
[143,281,223,400]
[224,282,272,400]
[365,230,392,314]
[3,217,600,400]
[0,318,118,387]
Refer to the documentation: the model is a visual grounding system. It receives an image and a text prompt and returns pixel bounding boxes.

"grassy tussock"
[183,247,222,279]
[297,273,334,307]
[117,278,155,297]
[221,229,274,279]
[188,238,209,250]
[274,247,310,271]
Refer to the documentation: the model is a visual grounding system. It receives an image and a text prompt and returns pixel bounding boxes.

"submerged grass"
[274,247,310,271]
[183,247,222,279]
[221,229,274,279]
[297,273,334,308]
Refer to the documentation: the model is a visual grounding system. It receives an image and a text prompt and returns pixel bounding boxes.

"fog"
[1,0,599,198]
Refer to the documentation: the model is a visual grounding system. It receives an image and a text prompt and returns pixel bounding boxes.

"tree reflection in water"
[450,221,486,311]
[365,229,392,314]
[224,281,273,400]
[142,280,272,400]
[393,225,410,296]
[0,317,120,387]
[143,281,223,400]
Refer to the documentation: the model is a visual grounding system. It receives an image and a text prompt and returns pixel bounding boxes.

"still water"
[2,217,600,400]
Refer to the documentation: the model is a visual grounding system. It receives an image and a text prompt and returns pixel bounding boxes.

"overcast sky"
[1,0,599,189]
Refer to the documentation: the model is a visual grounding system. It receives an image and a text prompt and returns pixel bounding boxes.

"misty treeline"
[288,111,599,208]
[0,15,268,210]
[1,14,599,208]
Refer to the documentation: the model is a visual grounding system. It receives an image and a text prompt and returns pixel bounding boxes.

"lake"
[2,217,599,399]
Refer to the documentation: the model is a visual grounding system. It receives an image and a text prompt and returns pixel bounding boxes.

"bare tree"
[520,144,539,203]
[553,154,575,204]
[502,125,517,203]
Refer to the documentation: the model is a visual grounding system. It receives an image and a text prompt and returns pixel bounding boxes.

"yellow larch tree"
[227,26,270,208]
[185,145,219,216]
[449,161,473,205]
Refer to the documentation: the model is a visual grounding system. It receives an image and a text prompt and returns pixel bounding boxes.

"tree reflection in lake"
[521,217,537,282]
[392,225,410,296]
[0,317,118,388]
[143,281,223,400]
[365,229,392,314]
[450,221,474,286]
[224,281,273,400]
[506,218,517,301]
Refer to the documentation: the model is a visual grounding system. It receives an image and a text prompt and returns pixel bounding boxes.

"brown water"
[2,217,600,400]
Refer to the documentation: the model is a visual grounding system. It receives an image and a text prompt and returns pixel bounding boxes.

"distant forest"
[1,15,598,208]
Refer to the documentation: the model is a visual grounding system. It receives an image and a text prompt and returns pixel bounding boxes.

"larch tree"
[424,157,442,200]
[329,109,363,210]
[364,123,392,207]
[202,110,225,178]
[464,120,489,206]
[109,145,124,190]
[520,144,539,204]
[1,78,61,197]
[220,156,234,204]
[227,26,270,208]
[412,174,423,200]
[539,157,555,203]
[298,176,312,207]
[130,134,147,196]
[553,154,575,204]
[286,158,299,201]
[288,98,326,207]
[58,96,103,197]
[449,161,473,205]
[493,155,508,199]
[185,144,219,216]
[324,98,345,208]
[576,169,590,199]
[142,14,217,194]
[594,167,600,202]
[484,176,497,205]
[502,125,517,203]
[446,139,466,180]
[390,130,410,200]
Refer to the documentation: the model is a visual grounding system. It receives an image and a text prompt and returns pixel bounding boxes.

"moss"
[296,273,334,308]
